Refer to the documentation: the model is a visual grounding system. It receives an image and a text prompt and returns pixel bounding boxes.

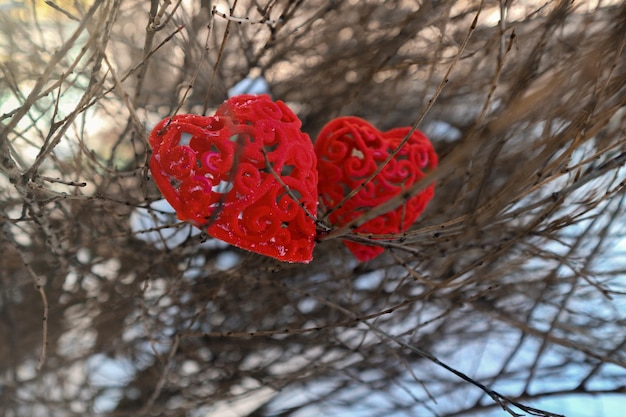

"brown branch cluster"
[0,1,625,417]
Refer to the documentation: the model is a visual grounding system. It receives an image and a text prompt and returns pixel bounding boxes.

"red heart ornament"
[315,116,437,261]
[148,94,318,263]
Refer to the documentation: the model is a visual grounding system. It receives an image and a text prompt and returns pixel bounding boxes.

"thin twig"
[203,1,240,114]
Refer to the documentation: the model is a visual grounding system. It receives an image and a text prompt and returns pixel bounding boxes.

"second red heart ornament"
[315,116,437,261]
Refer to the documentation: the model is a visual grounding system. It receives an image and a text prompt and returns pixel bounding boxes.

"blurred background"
[0,1,625,416]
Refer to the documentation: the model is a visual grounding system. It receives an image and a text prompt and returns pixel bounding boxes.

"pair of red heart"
[148,94,437,263]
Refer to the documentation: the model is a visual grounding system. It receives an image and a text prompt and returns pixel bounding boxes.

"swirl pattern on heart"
[315,116,438,261]
[148,94,318,263]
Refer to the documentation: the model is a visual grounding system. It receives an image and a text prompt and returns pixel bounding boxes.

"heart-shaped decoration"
[315,116,437,261]
[148,94,318,263]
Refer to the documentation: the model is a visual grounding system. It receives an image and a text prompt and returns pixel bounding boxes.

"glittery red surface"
[315,116,437,261]
[149,95,318,263]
